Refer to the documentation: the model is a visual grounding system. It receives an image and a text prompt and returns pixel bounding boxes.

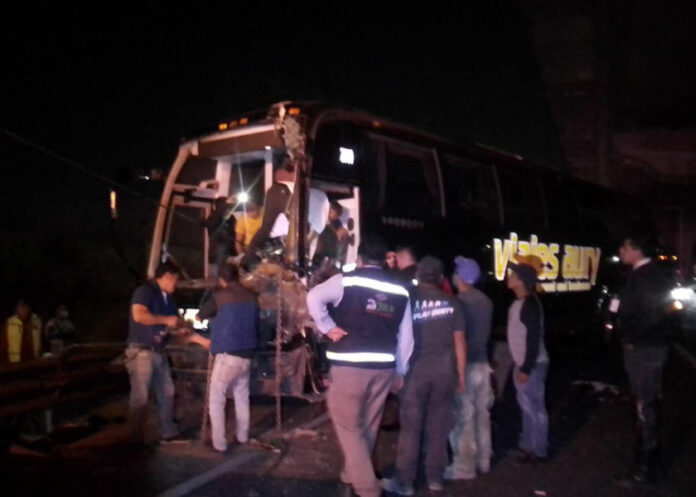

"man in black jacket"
[241,158,295,268]
[616,234,673,484]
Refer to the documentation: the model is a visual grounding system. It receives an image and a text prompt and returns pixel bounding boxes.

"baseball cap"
[453,256,481,285]
[507,254,543,289]
[416,256,443,284]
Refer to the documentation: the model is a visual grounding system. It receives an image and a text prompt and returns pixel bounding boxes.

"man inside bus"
[241,156,295,268]
[312,201,349,268]
[235,200,263,255]
[204,196,237,275]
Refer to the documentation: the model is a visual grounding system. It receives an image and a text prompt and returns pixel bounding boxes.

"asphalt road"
[3,337,696,497]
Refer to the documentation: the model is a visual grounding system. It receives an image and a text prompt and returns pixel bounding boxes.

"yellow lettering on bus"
[493,237,513,281]
[548,243,560,280]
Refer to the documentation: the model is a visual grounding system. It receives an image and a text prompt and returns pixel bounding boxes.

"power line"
[0,128,198,224]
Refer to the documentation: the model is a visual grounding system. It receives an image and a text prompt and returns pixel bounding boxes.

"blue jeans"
[513,361,549,458]
[448,362,494,477]
[125,346,178,439]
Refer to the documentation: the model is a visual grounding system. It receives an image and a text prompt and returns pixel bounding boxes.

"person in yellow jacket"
[1,300,42,363]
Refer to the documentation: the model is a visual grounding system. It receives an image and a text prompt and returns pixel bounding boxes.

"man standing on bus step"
[505,255,549,464]
[445,256,494,481]
[614,234,673,485]
[126,260,189,444]
[242,156,295,268]
[198,262,258,452]
[381,256,466,495]
[307,236,413,497]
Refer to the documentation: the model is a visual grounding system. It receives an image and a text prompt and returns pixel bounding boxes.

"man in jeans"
[198,263,258,452]
[126,260,189,444]
[615,235,673,484]
[381,256,467,495]
[505,255,549,463]
[445,256,494,480]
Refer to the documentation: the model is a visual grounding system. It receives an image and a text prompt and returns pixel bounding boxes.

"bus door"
[307,180,360,270]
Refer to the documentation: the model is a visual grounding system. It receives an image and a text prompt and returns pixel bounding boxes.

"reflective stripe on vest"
[6,315,42,363]
[342,276,409,297]
[326,350,396,363]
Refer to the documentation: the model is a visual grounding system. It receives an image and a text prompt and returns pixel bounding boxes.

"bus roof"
[186,100,567,178]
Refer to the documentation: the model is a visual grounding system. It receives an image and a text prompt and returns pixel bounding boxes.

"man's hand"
[457,378,467,394]
[390,374,405,394]
[163,316,180,328]
[187,333,211,350]
[326,327,348,342]
[516,372,529,384]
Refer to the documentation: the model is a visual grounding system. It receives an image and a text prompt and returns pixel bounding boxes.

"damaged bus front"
[147,103,362,397]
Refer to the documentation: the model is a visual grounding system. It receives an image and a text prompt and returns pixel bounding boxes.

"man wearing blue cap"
[445,256,494,480]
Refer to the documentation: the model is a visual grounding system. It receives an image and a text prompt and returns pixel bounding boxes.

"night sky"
[1,2,694,327]
[3,3,561,178]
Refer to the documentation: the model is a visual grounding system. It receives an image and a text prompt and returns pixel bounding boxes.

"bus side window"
[542,178,580,235]
[442,155,499,226]
[497,168,545,230]
[382,144,442,219]
[576,184,608,236]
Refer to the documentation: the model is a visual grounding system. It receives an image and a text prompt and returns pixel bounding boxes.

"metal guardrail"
[0,343,128,419]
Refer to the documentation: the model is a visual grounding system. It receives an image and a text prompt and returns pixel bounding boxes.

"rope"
[199,352,214,443]
[275,271,283,434]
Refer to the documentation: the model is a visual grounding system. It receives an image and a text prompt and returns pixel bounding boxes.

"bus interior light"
[339,147,355,165]
[237,192,249,203]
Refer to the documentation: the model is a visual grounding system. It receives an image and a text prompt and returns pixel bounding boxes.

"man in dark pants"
[307,236,413,497]
[242,158,295,268]
[615,235,673,484]
[381,256,467,495]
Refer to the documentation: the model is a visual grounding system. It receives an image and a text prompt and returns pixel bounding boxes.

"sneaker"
[477,461,491,474]
[427,480,445,491]
[514,451,546,465]
[443,465,476,481]
[160,434,191,445]
[380,477,415,496]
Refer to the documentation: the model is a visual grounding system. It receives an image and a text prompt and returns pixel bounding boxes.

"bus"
[147,101,658,392]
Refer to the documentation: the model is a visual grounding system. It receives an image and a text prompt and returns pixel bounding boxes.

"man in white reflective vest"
[307,235,414,497]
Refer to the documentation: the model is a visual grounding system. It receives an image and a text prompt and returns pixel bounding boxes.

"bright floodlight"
[339,147,355,165]
[237,191,249,203]
[671,287,694,301]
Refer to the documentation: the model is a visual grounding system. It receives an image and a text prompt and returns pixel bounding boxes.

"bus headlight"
[671,287,694,301]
